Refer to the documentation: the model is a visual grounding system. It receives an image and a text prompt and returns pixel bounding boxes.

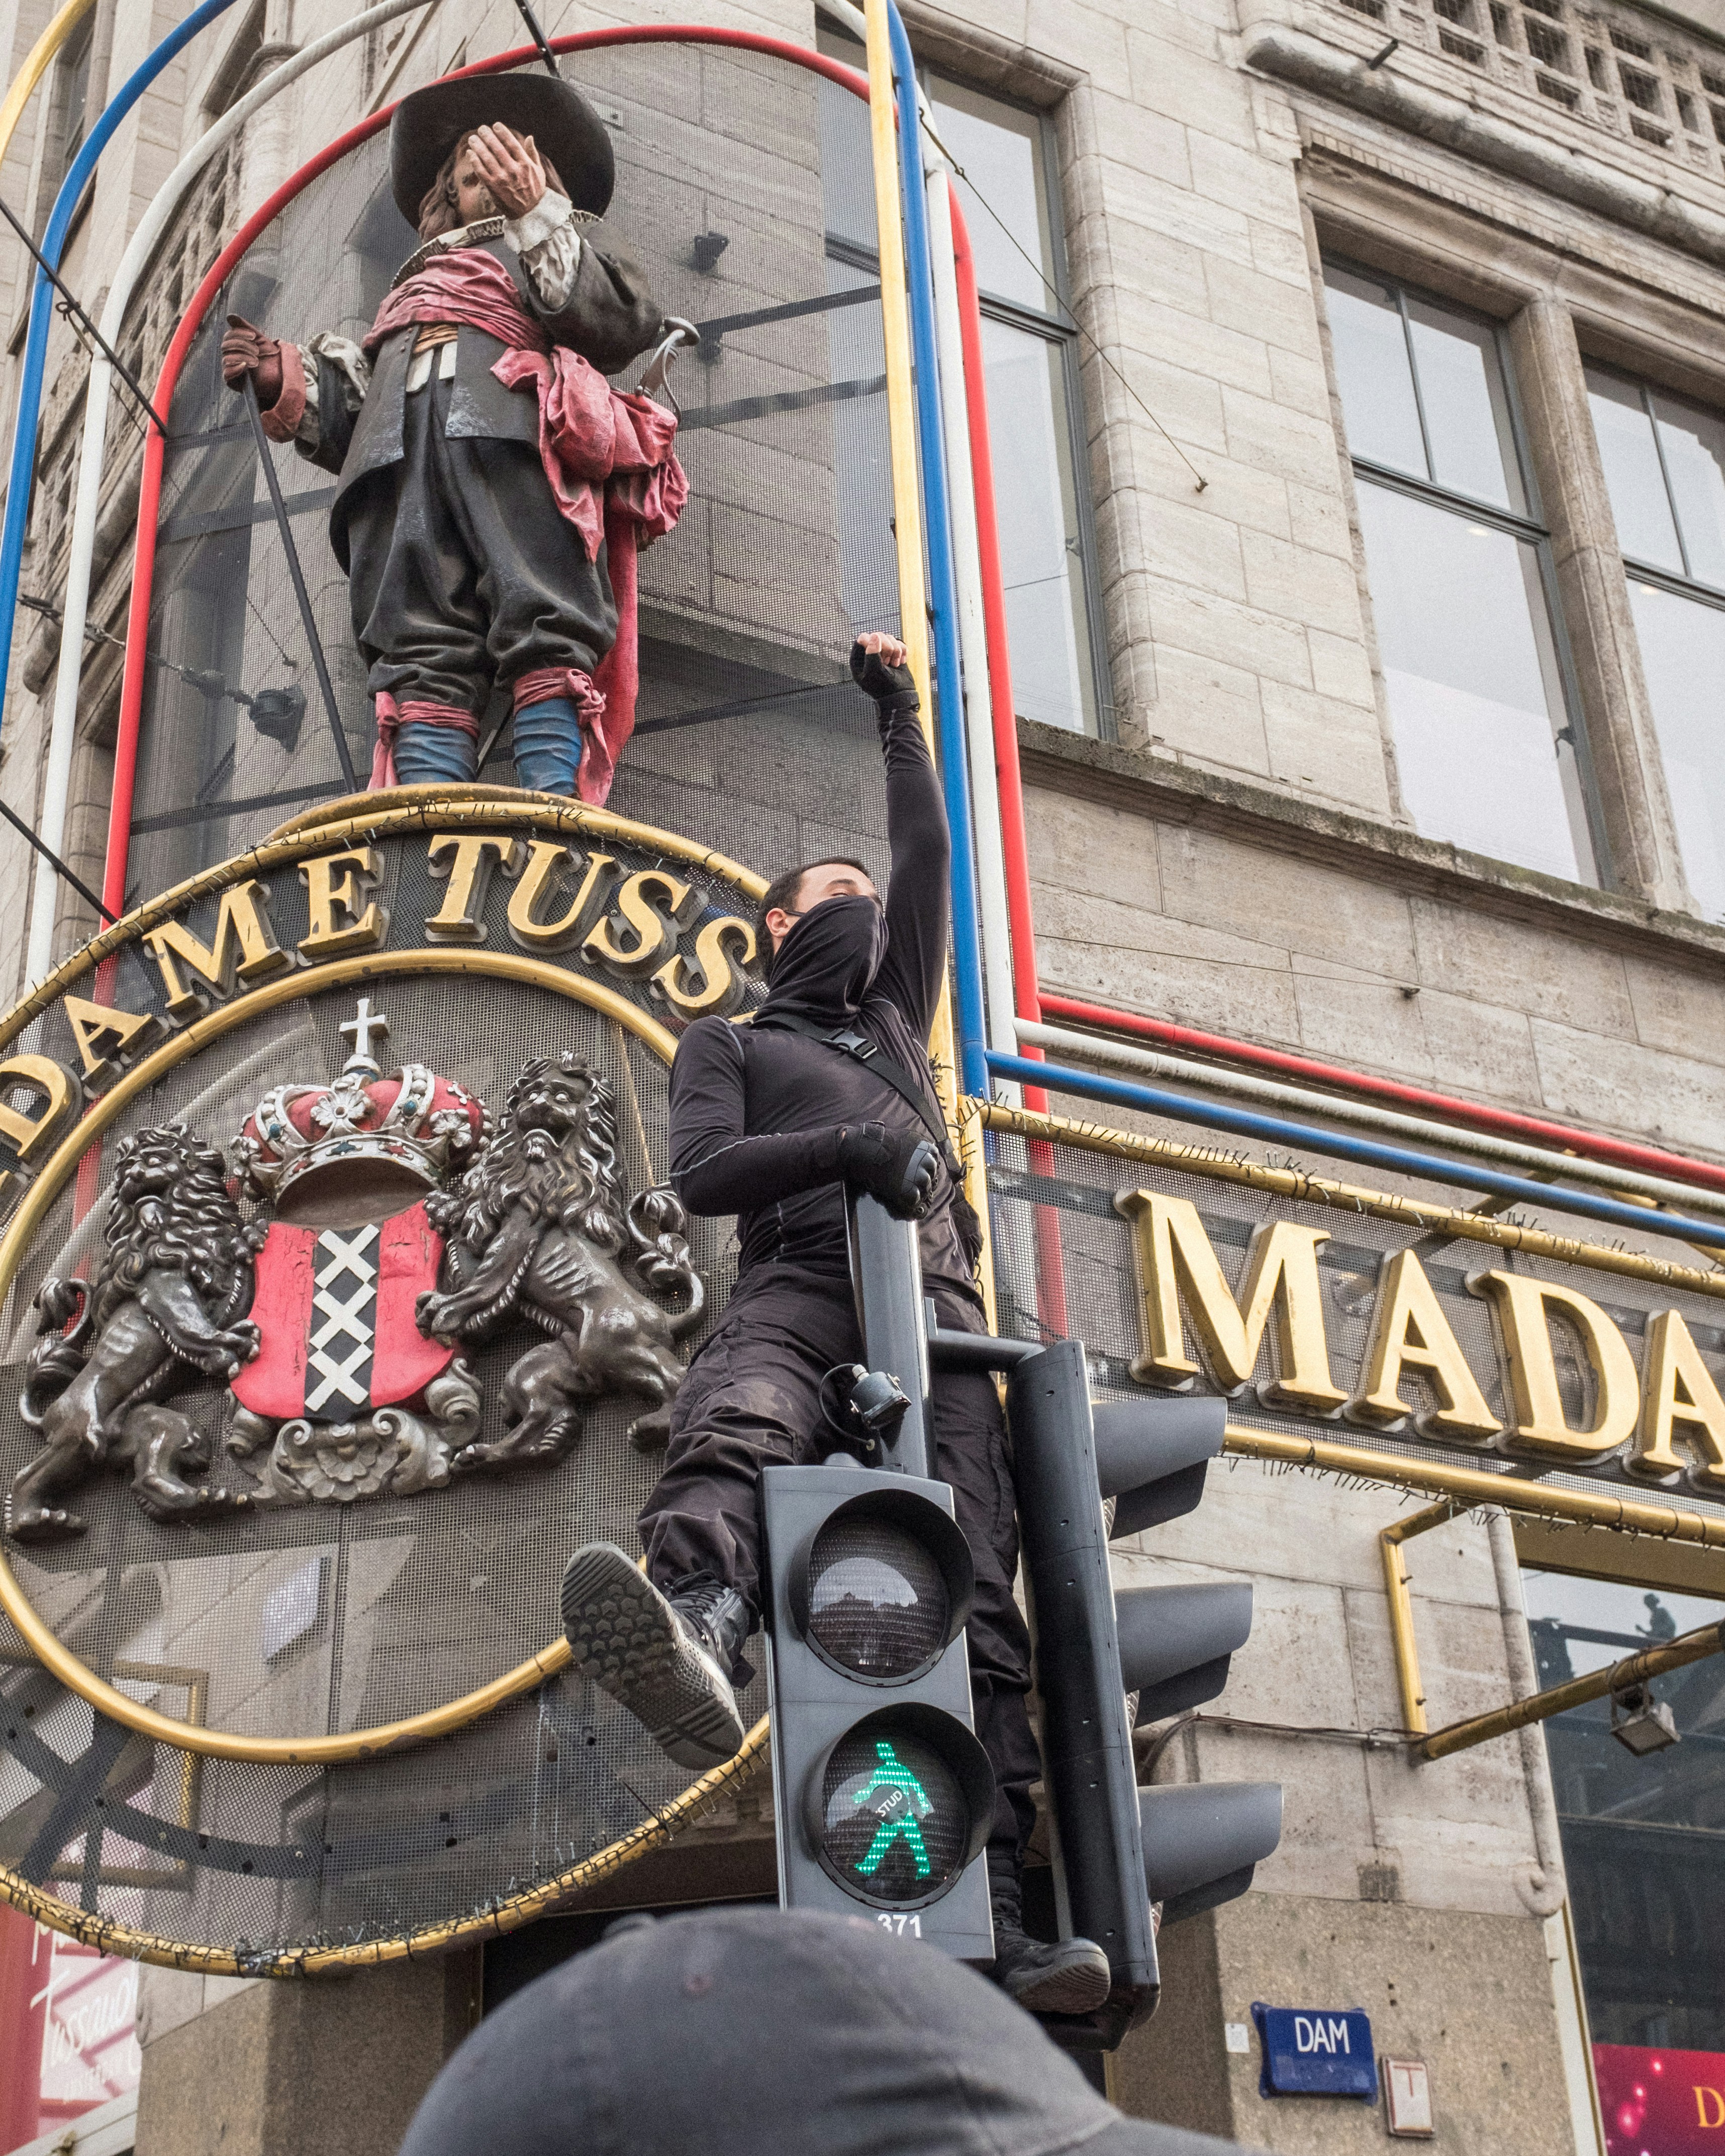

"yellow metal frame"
[0,793,765,1055]
[0,0,98,170]
[977,1096,1725,1302]
[0,1714,769,1976]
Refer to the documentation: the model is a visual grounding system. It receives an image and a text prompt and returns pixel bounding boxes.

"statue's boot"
[514,695,583,795]
[560,1542,748,1771]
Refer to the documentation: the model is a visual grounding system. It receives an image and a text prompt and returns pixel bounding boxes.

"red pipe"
[949,193,1041,1069]
[100,28,871,921]
[1039,990,1725,1197]
[950,192,1068,1335]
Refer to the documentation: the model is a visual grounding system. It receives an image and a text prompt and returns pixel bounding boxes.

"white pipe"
[927,166,1016,1060]
[1017,1015,1725,1223]
[1487,1508,1568,1919]
[26,0,431,985]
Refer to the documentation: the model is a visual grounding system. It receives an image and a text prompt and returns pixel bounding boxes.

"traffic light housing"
[1006,1341,1282,2045]
[759,1198,997,1956]
[761,1465,997,1952]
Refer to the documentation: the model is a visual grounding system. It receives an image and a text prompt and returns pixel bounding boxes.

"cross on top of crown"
[339,997,391,1075]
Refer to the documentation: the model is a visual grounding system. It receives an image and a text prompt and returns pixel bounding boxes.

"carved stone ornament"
[4,1003,704,1544]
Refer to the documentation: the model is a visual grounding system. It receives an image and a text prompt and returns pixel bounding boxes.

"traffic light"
[758,1197,996,1957]
[1006,1341,1282,2044]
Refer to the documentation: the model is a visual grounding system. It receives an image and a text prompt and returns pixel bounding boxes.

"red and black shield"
[231,1201,454,1423]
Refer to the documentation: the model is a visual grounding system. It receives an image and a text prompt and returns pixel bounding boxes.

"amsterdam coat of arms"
[4,1000,703,1543]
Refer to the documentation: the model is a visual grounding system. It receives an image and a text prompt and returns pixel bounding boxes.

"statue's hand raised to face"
[220,314,284,409]
[462,124,549,222]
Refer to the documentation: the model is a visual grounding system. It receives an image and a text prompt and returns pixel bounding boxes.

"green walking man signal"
[853,1740,934,1880]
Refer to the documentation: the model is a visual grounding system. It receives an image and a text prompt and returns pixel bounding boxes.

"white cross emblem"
[306,1226,379,1414]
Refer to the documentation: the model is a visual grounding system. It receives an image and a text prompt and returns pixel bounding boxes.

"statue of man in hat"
[221,73,684,802]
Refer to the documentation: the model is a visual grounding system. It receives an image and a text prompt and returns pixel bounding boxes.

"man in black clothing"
[561,636,1111,2015]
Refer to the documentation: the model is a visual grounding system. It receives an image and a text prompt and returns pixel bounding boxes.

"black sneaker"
[560,1543,748,1773]
[992,1924,1114,2015]
[988,1852,1113,2015]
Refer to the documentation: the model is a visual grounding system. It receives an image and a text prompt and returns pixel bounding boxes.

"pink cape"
[360,249,688,805]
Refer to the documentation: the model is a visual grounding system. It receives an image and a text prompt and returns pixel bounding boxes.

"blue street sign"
[1251,2004,1377,2099]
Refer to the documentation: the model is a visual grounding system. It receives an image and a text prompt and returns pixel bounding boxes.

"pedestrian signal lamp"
[1007,1341,1283,2045]
[762,1472,997,1955]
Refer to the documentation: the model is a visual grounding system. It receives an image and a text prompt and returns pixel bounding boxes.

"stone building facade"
[2,0,1723,2149]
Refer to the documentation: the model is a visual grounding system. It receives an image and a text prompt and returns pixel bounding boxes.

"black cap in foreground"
[400,1905,1258,2156]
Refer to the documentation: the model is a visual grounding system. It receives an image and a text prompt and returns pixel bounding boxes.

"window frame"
[817,25,1113,741]
[1325,252,1611,887]
[929,79,1115,743]
[1587,360,1725,620]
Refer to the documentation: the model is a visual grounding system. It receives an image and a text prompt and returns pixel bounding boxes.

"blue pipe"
[0,0,240,733]
[984,1049,1725,1253]
[887,0,989,1100]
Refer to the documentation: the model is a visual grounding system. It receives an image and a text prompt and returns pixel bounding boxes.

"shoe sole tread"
[561,1545,745,1772]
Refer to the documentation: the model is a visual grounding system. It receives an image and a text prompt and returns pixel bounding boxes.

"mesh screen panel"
[0,963,763,1963]
[12,40,903,1956]
[122,44,897,910]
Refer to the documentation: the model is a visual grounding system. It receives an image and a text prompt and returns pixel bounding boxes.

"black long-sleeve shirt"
[667,698,973,1295]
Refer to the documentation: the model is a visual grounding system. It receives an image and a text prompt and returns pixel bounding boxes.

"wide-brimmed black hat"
[390,72,615,226]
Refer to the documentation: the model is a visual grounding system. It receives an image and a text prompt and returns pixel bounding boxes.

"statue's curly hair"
[92,1123,256,1330]
[416,131,569,240]
[426,1052,629,1258]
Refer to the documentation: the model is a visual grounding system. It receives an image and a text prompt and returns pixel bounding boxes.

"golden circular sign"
[0,794,773,1973]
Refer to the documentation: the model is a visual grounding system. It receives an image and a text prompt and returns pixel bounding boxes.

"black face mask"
[761,893,886,1024]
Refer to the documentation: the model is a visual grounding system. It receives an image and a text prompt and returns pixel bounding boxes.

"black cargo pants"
[639,1269,1041,1864]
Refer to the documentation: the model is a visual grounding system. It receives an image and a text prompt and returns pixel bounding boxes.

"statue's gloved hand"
[836,1123,940,1220]
[850,633,917,707]
[221,315,285,408]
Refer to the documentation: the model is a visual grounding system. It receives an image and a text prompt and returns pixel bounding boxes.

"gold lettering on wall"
[424,835,526,944]
[300,846,388,959]
[506,844,616,954]
[60,995,162,1089]
[654,916,757,1019]
[0,1054,79,1164]
[584,870,699,980]
[1632,1309,1725,1488]
[1115,1191,1348,1410]
[143,881,293,1020]
[1346,1249,1501,1440]
[1473,1270,1640,1461]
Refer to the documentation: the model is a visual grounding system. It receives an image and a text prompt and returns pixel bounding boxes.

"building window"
[1521,1566,1725,2114]
[33,15,94,236]
[818,30,1107,737]
[1323,260,1599,886]
[1585,364,1725,922]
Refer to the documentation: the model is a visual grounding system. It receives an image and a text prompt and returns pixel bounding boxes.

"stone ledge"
[1018,717,1725,976]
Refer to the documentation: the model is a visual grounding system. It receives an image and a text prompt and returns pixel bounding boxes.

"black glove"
[835,1123,940,1220]
[849,640,918,707]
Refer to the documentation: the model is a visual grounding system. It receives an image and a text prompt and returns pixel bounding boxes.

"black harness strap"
[749,1008,962,1174]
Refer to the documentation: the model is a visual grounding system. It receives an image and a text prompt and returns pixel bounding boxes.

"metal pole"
[1419,1622,1724,1762]
[886,0,989,1102]
[847,1194,933,1478]
[984,1049,1725,1252]
[238,373,357,793]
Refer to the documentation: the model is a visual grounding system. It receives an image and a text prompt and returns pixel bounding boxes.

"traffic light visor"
[1140,1782,1283,1925]
[791,1488,976,1685]
[1117,1581,1253,1723]
[807,1703,995,1910]
[1092,1397,1227,1539]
